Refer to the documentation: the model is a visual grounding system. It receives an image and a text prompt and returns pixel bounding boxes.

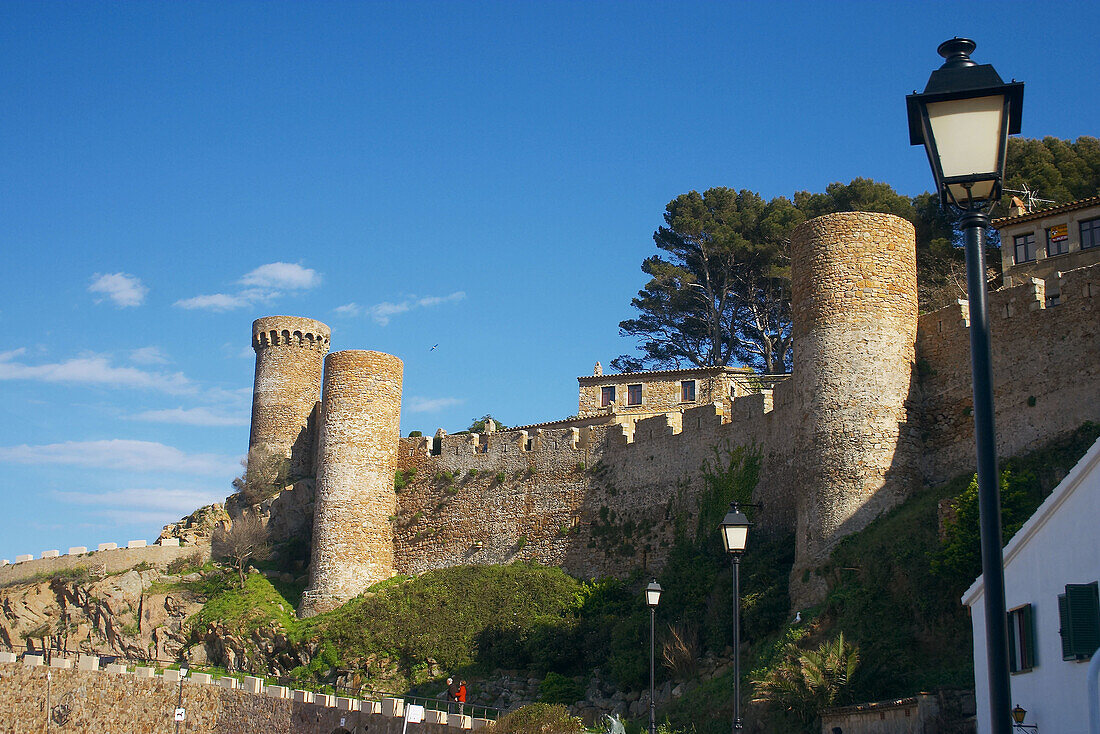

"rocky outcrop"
[0,569,205,661]
[159,503,230,545]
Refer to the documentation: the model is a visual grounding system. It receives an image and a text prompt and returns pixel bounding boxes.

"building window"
[1047,224,1070,256]
[1082,217,1100,250]
[1014,233,1037,263]
[1058,582,1100,661]
[1008,604,1036,672]
[681,380,696,402]
[627,384,642,406]
[600,386,615,407]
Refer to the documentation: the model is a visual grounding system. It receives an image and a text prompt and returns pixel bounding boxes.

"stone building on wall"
[996,194,1100,301]
[230,211,1098,617]
[576,365,788,432]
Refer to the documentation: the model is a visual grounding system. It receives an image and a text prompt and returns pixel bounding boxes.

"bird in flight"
[430,344,439,351]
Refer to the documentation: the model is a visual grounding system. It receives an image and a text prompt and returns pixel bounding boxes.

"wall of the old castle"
[788,212,921,603]
[917,262,1100,484]
[249,316,330,479]
[300,350,403,618]
[392,397,798,581]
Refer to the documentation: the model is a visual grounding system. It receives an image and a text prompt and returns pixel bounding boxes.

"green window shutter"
[1065,583,1100,659]
[1059,593,1073,660]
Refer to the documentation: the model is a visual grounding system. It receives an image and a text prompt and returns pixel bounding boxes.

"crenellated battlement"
[252,315,331,353]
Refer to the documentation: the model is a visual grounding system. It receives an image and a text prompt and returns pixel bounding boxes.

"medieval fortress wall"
[222,211,1099,614]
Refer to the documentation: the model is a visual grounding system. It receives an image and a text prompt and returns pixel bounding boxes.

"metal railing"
[0,642,501,720]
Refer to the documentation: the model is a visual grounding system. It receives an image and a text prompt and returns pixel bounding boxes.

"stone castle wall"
[788,213,921,601]
[917,261,1100,483]
[393,396,798,580]
[300,350,403,617]
[248,316,330,479]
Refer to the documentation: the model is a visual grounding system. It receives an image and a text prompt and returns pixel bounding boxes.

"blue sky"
[2,1,1098,561]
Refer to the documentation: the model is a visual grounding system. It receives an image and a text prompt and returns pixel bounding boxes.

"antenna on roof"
[1004,183,1055,211]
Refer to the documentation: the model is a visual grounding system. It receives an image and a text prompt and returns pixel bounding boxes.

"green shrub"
[537,672,584,705]
[486,703,584,734]
[495,471,506,483]
[575,462,586,472]
[408,430,423,437]
[467,469,479,477]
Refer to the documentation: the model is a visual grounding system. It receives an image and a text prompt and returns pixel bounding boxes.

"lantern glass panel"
[722,525,748,553]
[926,95,1005,180]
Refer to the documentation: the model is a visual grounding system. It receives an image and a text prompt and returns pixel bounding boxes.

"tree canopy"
[1003,135,1100,204]
[614,137,1098,375]
[614,179,953,374]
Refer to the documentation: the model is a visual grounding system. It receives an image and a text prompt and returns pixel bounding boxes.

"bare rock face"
[159,503,230,545]
[0,569,205,661]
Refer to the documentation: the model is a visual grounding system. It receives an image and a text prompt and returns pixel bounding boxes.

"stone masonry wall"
[789,212,921,604]
[918,262,1100,484]
[0,542,207,587]
[394,398,798,581]
[0,663,455,734]
[300,350,403,617]
[577,368,748,422]
[249,316,330,479]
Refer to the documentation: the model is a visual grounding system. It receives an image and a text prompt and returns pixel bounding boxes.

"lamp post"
[907,38,1024,734]
[645,579,662,734]
[719,503,751,733]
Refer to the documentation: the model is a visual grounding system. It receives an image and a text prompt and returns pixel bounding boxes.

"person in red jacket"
[457,680,467,716]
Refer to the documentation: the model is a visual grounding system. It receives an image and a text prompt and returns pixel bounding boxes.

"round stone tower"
[249,316,331,479]
[789,212,919,604]
[299,350,403,617]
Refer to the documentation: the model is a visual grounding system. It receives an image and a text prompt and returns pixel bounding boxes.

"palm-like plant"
[752,633,860,732]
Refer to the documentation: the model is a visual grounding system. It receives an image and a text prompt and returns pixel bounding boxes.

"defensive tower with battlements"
[299,350,404,617]
[249,316,331,479]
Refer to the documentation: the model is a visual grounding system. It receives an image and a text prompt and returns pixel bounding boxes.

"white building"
[963,436,1100,733]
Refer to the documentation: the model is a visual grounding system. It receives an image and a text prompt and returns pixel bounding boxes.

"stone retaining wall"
[0,657,483,733]
[0,541,207,587]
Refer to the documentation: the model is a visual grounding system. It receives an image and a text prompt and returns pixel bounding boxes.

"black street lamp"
[719,503,751,733]
[645,579,662,734]
[907,37,1024,734]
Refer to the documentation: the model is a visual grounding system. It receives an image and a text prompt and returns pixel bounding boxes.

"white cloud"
[0,350,192,394]
[239,262,320,290]
[367,291,466,326]
[334,303,361,316]
[88,272,148,307]
[174,293,253,311]
[176,262,321,311]
[0,439,240,477]
[130,406,249,427]
[405,396,464,413]
[130,346,169,365]
[52,487,227,515]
